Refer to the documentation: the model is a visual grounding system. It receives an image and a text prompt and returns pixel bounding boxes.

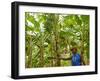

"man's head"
[71,47,77,54]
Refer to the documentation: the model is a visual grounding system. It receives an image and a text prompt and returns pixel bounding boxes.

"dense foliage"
[25,12,90,68]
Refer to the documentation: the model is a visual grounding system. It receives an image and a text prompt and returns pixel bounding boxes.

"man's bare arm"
[48,57,72,60]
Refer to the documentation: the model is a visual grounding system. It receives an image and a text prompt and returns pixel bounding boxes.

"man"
[59,47,85,66]
[71,47,85,66]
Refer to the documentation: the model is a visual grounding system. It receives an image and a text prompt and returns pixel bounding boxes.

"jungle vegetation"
[25,12,90,68]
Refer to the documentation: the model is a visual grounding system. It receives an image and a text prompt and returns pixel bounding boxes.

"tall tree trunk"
[54,15,60,66]
[80,22,84,53]
[50,33,54,66]
[39,45,44,67]
[39,33,44,67]
[27,35,33,68]
[55,34,60,66]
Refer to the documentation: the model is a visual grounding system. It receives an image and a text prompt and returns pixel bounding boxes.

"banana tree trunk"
[27,35,33,68]
[39,33,44,67]
[54,15,60,66]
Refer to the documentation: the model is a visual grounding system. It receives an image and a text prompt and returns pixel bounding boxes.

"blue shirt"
[72,53,81,66]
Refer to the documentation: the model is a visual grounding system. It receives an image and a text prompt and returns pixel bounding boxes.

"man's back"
[72,53,81,66]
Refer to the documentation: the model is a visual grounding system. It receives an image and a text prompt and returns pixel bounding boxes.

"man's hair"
[71,47,77,51]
